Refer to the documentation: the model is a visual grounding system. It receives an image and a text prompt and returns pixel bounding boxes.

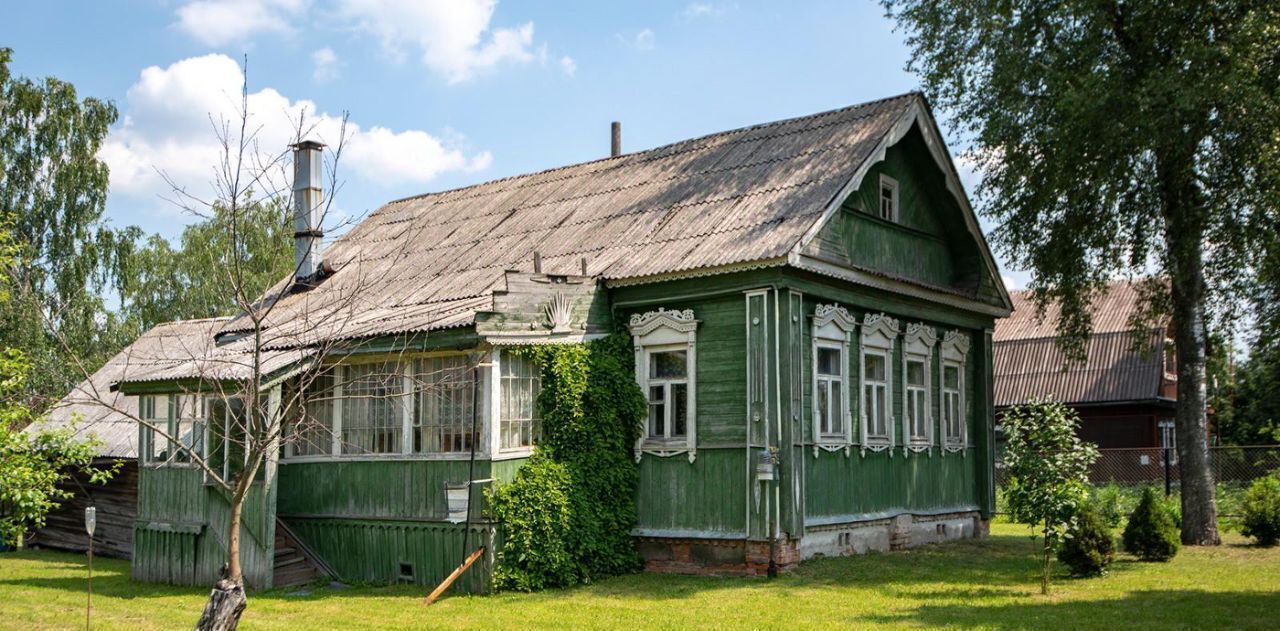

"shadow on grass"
[867,589,1280,630]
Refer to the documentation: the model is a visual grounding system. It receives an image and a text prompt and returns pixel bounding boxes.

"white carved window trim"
[940,330,970,455]
[860,313,899,456]
[630,308,698,463]
[879,174,899,222]
[812,304,856,456]
[902,323,937,455]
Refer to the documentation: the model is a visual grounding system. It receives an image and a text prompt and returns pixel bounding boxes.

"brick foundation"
[638,536,800,577]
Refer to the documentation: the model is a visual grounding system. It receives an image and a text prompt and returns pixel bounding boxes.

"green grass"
[2,523,1278,630]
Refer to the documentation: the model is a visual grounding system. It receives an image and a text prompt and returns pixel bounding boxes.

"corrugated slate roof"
[994,280,1170,407]
[34,318,230,458]
[220,93,920,344]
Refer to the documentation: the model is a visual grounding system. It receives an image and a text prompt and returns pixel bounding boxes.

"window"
[139,395,168,463]
[171,395,203,465]
[290,370,335,457]
[816,345,844,437]
[906,359,928,441]
[811,303,856,451]
[500,351,540,451]
[942,364,962,443]
[342,362,404,454]
[206,396,247,482]
[902,323,937,452]
[863,352,890,439]
[629,308,698,461]
[646,349,689,441]
[878,174,899,221]
[416,356,477,453]
[1159,419,1176,450]
[940,330,970,452]
[859,313,899,453]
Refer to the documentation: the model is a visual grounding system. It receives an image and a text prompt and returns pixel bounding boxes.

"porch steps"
[272,520,333,588]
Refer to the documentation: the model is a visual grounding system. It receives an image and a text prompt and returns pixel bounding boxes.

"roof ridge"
[382,92,920,207]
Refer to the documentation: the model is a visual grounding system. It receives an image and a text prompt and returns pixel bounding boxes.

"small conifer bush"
[1123,487,1180,561]
[1058,505,1116,577]
[1240,473,1280,547]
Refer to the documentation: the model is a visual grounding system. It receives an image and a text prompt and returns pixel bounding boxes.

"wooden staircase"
[273,520,331,588]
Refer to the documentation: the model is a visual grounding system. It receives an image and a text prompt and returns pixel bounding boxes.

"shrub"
[1057,505,1116,577]
[1092,483,1127,529]
[1123,487,1180,561]
[1240,473,1280,547]
[486,455,576,591]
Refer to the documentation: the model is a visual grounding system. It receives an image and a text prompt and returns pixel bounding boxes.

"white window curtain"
[342,361,404,455]
[416,355,477,454]
[499,351,540,451]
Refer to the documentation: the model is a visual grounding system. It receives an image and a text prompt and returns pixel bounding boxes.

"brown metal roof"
[994,330,1167,407]
[995,279,1160,342]
[220,93,921,344]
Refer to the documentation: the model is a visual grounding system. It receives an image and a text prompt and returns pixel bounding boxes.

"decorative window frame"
[940,330,970,455]
[811,304,857,456]
[878,174,900,222]
[859,312,899,456]
[902,323,937,456]
[630,308,698,462]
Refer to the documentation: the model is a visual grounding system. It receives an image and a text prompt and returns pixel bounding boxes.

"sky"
[3,0,1030,290]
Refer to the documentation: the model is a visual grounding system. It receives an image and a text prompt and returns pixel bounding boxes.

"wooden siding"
[284,519,494,593]
[277,460,495,521]
[802,450,977,522]
[635,449,747,537]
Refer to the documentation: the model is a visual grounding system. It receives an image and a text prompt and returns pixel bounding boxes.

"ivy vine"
[486,331,647,591]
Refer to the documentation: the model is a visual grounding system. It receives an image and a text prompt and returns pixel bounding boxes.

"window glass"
[140,395,167,463]
[649,350,687,379]
[415,356,475,453]
[342,362,403,454]
[944,365,960,389]
[648,385,666,437]
[291,370,334,456]
[864,353,886,382]
[500,351,541,450]
[907,360,926,387]
[817,346,841,376]
[672,383,688,437]
[172,395,202,463]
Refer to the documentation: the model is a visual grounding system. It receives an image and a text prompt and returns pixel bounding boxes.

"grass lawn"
[2,522,1277,630]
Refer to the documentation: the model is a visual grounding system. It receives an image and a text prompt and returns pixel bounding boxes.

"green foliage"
[0,349,116,546]
[487,331,647,590]
[1240,473,1280,546]
[1000,399,1098,593]
[116,199,294,331]
[1057,505,1116,577]
[1092,483,1128,530]
[1227,346,1280,446]
[0,48,129,413]
[1123,487,1181,561]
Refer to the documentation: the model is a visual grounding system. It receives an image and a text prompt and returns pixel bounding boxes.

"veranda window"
[416,355,476,453]
[500,351,540,451]
[290,370,335,457]
[171,395,203,465]
[646,349,689,441]
[342,362,403,454]
[816,345,844,438]
[140,395,168,463]
[205,396,247,482]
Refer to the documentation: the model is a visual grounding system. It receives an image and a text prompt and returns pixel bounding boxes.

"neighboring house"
[993,280,1178,449]
[104,92,1012,591]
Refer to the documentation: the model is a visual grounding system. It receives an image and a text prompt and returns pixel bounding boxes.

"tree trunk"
[1040,535,1052,595]
[226,490,244,582]
[195,579,246,631]
[1160,154,1221,546]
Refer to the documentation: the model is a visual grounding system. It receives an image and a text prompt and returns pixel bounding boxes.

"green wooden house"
[114,92,1012,591]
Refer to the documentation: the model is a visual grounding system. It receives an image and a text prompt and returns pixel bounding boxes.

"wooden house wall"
[133,465,276,589]
[275,457,523,592]
[31,459,137,558]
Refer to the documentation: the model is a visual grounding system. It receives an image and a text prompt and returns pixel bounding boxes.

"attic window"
[878,174,899,221]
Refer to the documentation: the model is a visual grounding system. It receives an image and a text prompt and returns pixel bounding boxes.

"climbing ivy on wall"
[486,331,647,591]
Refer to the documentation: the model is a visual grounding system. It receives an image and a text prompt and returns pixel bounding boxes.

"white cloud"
[682,3,733,19]
[616,28,656,52]
[312,47,340,82]
[558,55,576,77]
[102,54,490,210]
[335,0,537,83]
[174,0,309,46]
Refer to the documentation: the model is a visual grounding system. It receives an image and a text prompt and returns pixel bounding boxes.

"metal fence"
[996,445,1280,492]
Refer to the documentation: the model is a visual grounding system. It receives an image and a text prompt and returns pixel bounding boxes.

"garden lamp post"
[85,506,95,630]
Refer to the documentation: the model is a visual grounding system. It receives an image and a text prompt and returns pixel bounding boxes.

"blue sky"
[3,0,1028,288]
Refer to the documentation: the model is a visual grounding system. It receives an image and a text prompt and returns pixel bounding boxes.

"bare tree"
[36,63,485,630]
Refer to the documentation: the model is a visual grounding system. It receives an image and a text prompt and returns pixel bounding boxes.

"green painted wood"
[802,449,978,521]
[277,460,496,521]
[634,448,747,536]
[284,518,494,593]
